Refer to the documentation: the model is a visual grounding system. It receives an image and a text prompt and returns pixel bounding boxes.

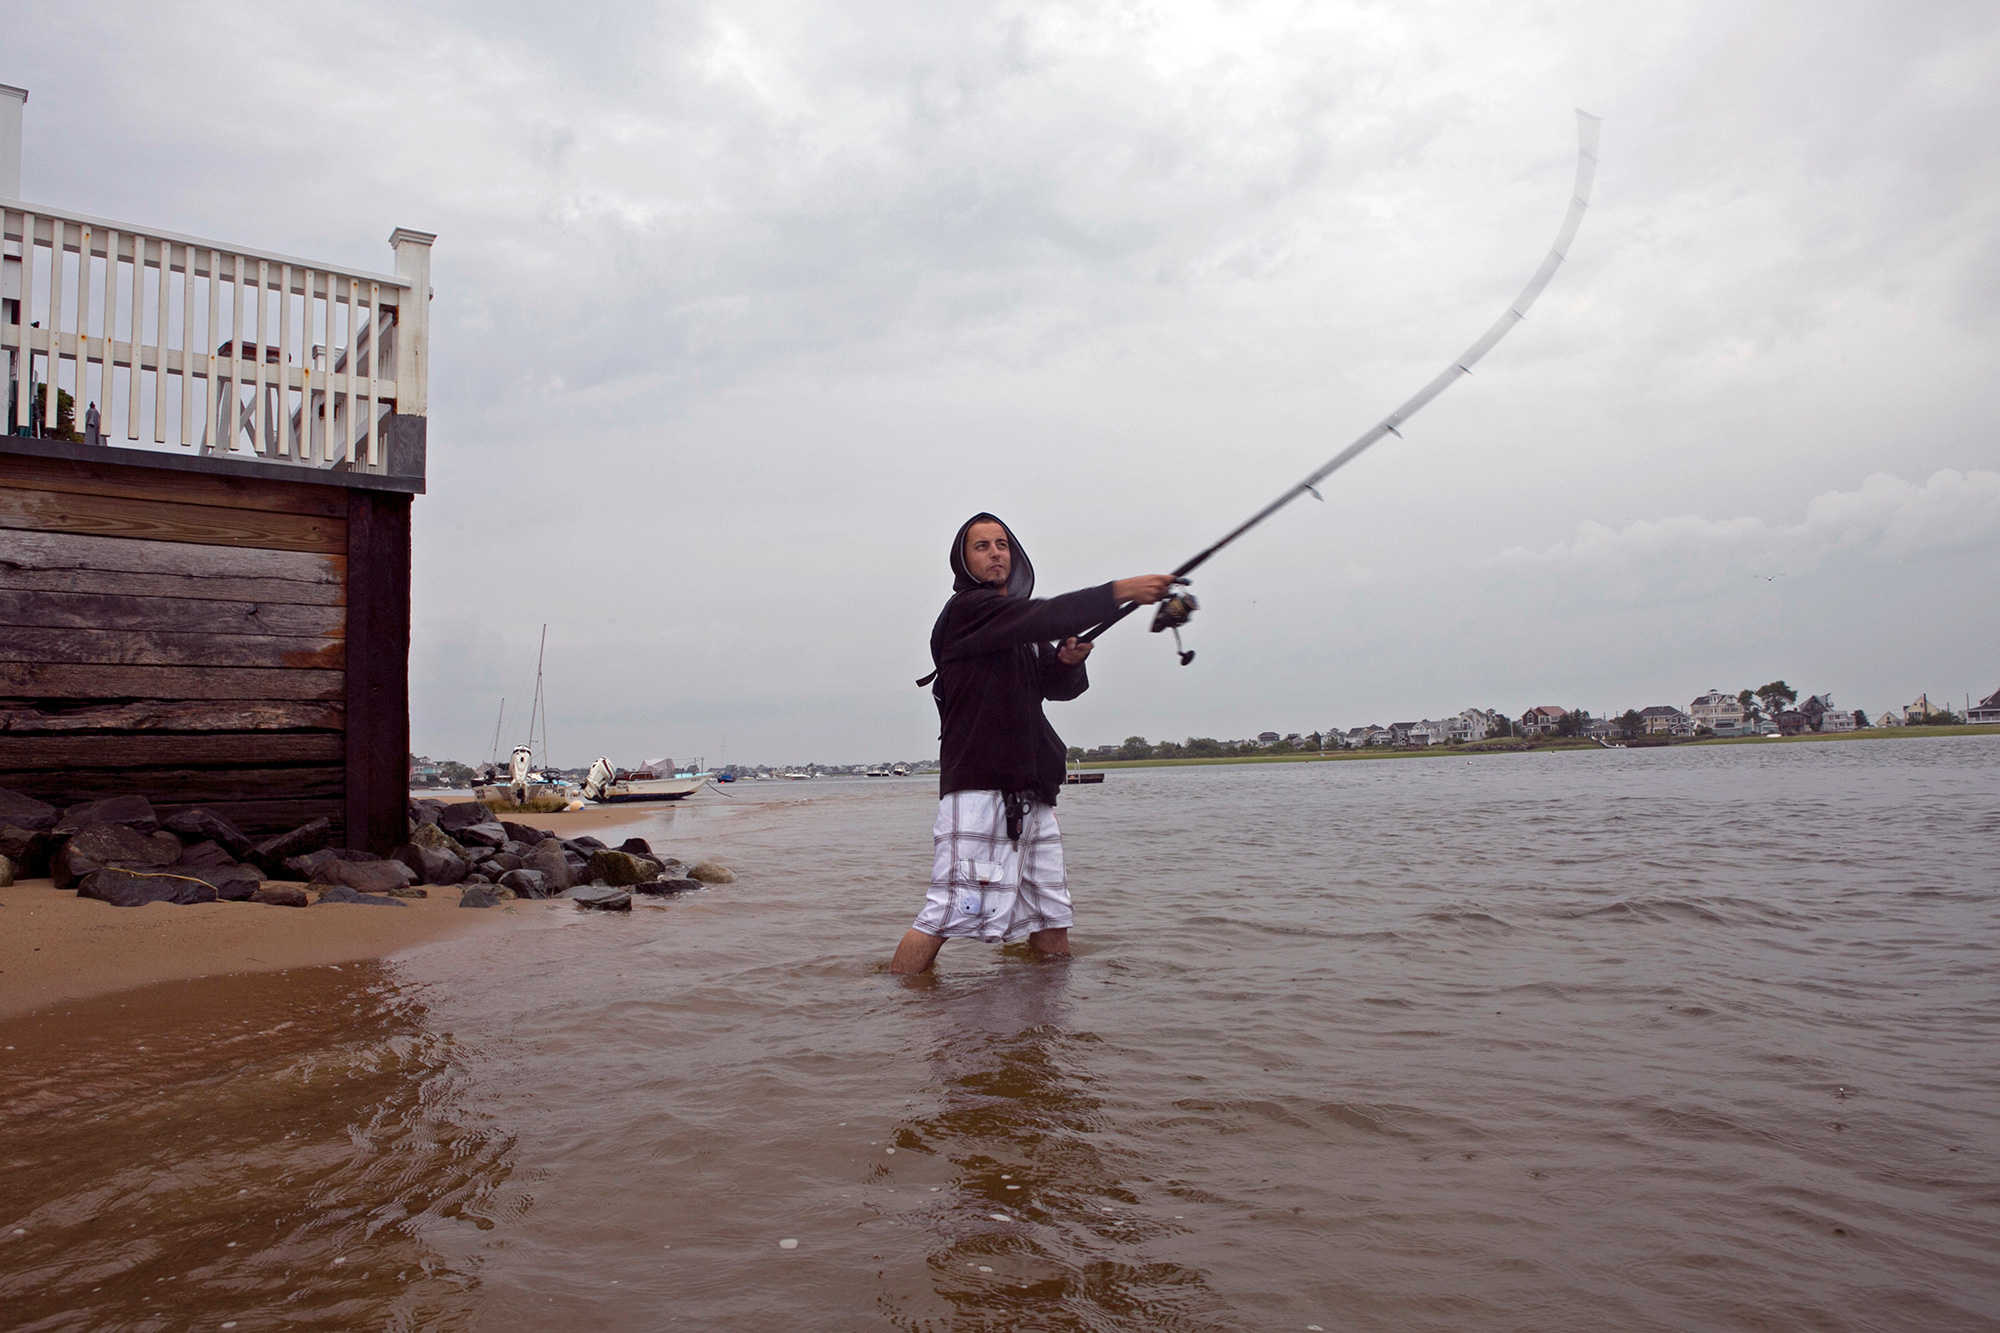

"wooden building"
[0,83,432,852]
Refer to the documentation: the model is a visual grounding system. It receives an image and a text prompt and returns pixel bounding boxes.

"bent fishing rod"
[1083,110,1601,666]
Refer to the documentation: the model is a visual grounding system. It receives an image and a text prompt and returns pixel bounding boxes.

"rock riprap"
[56,794,160,837]
[78,869,219,907]
[561,885,633,911]
[316,884,407,907]
[53,824,181,889]
[585,849,657,886]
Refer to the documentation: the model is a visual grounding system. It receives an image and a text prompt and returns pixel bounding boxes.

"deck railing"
[2,200,430,474]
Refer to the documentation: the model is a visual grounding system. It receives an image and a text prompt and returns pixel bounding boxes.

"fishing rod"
[1082,110,1602,666]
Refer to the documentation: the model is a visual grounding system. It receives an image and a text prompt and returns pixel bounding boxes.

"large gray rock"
[501,820,551,846]
[561,884,632,911]
[635,877,704,896]
[459,885,501,909]
[0,788,58,832]
[456,821,508,849]
[394,843,467,886]
[56,794,159,836]
[284,847,379,880]
[586,849,655,886]
[53,824,181,889]
[617,836,653,855]
[524,838,574,891]
[316,884,406,907]
[688,860,736,884]
[409,821,467,858]
[438,801,497,833]
[186,864,265,901]
[409,799,445,827]
[246,819,332,875]
[175,840,238,870]
[162,808,252,858]
[497,868,549,899]
[252,884,309,907]
[310,859,414,896]
[0,826,58,878]
[563,836,607,855]
[79,870,217,907]
[0,853,13,887]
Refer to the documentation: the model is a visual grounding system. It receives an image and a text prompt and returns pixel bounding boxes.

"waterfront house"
[1970,689,2000,725]
[1690,689,1747,734]
[2,85,433,852]
[1902,694,1940,723]
[1520,705,1568,736]
[1638,705,1693,736]
[1447,708,1495,743]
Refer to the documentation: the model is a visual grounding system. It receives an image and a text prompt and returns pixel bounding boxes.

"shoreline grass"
[1072,723,2000,771]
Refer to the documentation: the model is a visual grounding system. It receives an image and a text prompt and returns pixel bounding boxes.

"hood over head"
[950,512,1035,598]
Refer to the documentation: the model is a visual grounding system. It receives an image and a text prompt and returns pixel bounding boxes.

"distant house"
[1872,709,1903,727]
[1388,722,1418,745]
[1821,709,1856,731]
[1520,705,1568,736]
[1638,705,1693,736]
[1448,708,1495,743]
[408,755,441,785]
[1903,693,1940,723]
[1690,689,1747,735]
[1349,725,1388,747]
[1257,731,1281,745]
[1407,720,1452,746]
[1970,689,2000,725]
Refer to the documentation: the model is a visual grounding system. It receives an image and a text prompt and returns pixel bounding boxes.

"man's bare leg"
[890,928,946,974]
[1029,927,1070,959]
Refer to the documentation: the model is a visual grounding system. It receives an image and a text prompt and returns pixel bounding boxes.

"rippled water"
[4,736,1998,1331]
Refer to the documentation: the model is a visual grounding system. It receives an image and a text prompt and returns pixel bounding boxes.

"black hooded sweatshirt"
[930,513,1120,807]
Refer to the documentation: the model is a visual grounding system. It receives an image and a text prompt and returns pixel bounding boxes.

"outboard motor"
[582,756,616,803]
[509,745,534,803]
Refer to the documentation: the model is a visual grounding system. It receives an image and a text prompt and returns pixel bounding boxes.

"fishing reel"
[1149,580,1199,665]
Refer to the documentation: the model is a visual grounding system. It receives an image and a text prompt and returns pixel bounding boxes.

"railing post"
[0,83,24,199]
[388,228,432,418]
[4,88,23,433]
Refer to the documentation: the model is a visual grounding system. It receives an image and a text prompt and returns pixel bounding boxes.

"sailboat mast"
[488,698,506,768]
[523,624,547,769]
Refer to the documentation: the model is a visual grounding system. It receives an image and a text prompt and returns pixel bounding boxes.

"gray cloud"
[12,0,1998,764]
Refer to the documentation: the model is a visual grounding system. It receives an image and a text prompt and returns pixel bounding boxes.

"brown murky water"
[4,737,1998,1331]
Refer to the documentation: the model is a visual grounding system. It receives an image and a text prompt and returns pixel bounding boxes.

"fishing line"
[1081,110,1601,664]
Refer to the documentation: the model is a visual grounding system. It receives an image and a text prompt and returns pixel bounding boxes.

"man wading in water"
[889,513,1174,974]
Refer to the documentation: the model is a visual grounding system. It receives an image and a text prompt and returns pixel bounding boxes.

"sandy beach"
[0,876,524,1019]
[0,802,665,1020]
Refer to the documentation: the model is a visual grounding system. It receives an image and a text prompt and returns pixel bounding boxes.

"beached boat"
[581,757,710,804]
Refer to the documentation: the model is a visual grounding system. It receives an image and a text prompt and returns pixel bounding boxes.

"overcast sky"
[15,1,1999,766]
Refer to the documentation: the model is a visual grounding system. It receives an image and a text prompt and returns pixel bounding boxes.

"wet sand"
[0,806,670,1019]
[425,798,683,837]
[0,878,521,1020]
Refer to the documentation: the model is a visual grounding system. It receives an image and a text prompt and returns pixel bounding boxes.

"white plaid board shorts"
[913,790,1073,942]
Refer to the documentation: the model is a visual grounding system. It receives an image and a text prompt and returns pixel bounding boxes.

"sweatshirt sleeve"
[935,583,1120,662]
[1042,650,1089,702]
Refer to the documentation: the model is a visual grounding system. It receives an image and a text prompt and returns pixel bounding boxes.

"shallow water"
[4,737,1998,1330]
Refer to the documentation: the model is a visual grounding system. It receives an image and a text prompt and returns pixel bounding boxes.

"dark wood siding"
[0,450,375,840]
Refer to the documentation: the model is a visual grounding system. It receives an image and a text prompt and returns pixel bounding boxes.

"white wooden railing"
[1,201,430,474]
